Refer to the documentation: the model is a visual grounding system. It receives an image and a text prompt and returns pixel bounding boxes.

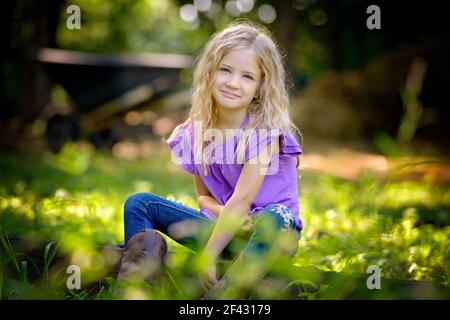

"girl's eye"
[219,68,253,80]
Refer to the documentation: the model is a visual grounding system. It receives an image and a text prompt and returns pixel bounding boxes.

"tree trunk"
[275,0,299,89]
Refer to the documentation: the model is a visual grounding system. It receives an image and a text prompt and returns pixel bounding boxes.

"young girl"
[117,21,303,298]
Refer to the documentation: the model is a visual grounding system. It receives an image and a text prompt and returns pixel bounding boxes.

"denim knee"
[125,193,156,211]
[248,204,300,257]
[123,193,160,243]
[123,192,158,221]
[258,204,296,231]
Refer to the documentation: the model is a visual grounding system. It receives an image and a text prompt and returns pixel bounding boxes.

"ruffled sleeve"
[244,129,302,162]
[166,122,197,175]
[279,131,302,158]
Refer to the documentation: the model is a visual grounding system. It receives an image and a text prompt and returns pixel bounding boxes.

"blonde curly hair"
[172,20,302,175]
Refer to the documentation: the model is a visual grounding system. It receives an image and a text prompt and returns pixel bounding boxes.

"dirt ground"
[301,137,450,184]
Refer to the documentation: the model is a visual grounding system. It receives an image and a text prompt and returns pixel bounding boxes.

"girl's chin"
[215,99,247,108]
[217,104,246,110]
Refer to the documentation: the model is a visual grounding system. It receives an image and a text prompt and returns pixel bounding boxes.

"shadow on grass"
[377,205,449,228]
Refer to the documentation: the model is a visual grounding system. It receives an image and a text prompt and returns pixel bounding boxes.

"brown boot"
[101,243,126,278]
[117,230,168,285]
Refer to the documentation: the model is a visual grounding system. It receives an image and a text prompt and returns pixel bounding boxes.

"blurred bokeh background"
[2,0,450,155]
[0,0,449,300]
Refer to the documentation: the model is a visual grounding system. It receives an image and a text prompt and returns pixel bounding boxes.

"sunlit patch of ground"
[303,150,450,183]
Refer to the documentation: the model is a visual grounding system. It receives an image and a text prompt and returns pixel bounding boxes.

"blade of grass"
[23,254,42,279]
[20,260,28,284]
[0,248,3,299]
[0,234,20,276]
[165,269,185,299]
[43,241,58,282]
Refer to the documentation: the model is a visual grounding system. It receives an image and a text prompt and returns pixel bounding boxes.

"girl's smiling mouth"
[221,90,241,99]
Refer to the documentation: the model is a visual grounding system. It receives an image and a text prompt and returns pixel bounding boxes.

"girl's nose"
[226,74,240,88]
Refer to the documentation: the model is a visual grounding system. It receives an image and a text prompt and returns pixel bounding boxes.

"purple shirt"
[166,115,303,231]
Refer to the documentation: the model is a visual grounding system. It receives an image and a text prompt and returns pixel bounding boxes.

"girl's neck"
[217,108,248,130]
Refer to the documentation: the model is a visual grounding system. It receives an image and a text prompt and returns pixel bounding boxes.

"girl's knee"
[124,193,142,211]
[279,230,300,258]
[124,193,157,216]
[251,207,300,258]
[259,204,296,231]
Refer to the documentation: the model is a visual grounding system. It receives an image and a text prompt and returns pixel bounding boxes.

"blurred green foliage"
[54,0,448,81]
[57,0,213,54]
[0,142,448,299]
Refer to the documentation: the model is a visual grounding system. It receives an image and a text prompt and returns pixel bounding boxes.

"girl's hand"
[199,260,219,293]
[240,215,254,232]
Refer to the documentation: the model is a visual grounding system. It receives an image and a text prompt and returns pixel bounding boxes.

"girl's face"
[212,48,262,114]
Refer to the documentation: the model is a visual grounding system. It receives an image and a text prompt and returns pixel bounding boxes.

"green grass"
[0,142,449,299]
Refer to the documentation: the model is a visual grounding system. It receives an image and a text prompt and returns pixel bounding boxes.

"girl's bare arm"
[193,175,223,218]
[203,138,279,260]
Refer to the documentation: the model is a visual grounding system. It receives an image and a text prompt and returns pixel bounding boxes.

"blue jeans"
[123,193,301,261]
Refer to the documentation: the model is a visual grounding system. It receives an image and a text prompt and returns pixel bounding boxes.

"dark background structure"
[1,0,449,154]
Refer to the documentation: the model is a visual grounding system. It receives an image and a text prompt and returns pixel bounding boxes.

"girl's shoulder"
[244,128,302,162]
[174,118,193,132]
[179,118,192,129]
[166,119,196,175]
[168,119,194,140]
[166,120,196,161]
